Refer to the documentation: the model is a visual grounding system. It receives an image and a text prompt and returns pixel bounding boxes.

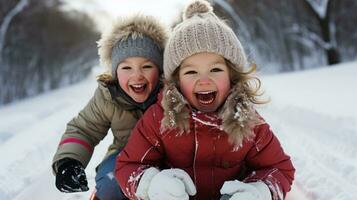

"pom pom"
[183,0,213,20]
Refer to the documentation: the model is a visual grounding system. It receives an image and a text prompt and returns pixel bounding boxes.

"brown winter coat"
[52,79,143,173]
[52,14,168,173]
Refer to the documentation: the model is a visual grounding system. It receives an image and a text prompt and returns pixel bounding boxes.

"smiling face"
[178,52,231,113]
[117,57,160,103]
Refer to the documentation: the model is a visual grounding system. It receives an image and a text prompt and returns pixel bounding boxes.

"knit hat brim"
[111,36,163,78]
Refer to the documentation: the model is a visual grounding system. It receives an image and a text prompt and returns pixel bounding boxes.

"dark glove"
[220,194,232,200]
[55,158,89,193]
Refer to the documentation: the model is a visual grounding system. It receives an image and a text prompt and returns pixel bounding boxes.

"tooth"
[132,84,144,88]
[199,98,214,104]
[197,91,214,94]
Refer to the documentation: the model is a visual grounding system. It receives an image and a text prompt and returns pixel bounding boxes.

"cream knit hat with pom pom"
[164,0,247,80]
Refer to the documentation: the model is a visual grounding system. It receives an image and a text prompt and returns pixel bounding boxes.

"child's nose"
[198,75,211,85]
[132,69,144,79]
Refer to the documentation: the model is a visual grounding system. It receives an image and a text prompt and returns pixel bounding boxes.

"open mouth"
[195,91,216,105]
[130,84,147,93]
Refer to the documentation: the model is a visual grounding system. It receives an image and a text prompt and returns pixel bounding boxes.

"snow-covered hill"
[259,61,357,200]
[0,61,356,200]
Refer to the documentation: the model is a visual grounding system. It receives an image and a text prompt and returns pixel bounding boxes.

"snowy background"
[1,61,356,200]
[1,0,357,200]
[2,0,357,105]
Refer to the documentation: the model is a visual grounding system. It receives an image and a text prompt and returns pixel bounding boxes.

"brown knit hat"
[164,0,247,80]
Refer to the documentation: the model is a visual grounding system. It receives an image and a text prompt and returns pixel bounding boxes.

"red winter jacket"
[116,103,295,200]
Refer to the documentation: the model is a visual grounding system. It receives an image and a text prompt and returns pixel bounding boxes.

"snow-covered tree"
[0,0,29,63]
[213,0,356,73]
[0,0,99,105]
[303,0,340,65]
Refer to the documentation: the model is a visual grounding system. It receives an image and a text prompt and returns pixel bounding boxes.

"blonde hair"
[227,60,269,105]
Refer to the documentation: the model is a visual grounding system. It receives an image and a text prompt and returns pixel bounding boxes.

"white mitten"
[144,168,196,200]
[220,180,271,200]
[136,167,160,200]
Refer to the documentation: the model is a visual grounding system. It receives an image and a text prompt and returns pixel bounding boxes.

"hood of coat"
[160,81,264,147]
[97,14,168,73]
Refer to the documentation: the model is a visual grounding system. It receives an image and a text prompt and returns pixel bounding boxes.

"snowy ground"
[1,62,357,200]
[259,62,357,200]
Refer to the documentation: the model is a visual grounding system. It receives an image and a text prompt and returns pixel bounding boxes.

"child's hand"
[55,158,89,193]
[136,167,196,200]
[220,180,271,200]
[148,168,196,200]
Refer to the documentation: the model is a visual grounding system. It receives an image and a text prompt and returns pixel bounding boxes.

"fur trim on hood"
[97,14,169,72]
[97,73,114,84]
[161,81,264,146]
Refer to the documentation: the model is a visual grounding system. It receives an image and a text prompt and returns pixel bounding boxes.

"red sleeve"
[115,104,164,199]
[244,123,295,200]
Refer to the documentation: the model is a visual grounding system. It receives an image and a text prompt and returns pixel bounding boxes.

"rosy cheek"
[216,77,230,96]
[117,72,129,90]
[148,71,159,86]
[181,87,191,98]
[179,79,194,100]
[118,79,128,90]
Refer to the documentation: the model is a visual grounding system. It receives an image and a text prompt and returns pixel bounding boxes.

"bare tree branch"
[0,0,29,63]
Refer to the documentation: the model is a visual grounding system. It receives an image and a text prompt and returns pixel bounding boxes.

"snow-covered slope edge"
[259,61,357,200]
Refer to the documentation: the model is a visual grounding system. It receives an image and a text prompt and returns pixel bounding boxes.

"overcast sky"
[61,0,193,30]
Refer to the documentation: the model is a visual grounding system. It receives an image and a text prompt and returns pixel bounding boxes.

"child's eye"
[184,70,197,75]
[143,65,153,69]
[211,67,223,72]
[121,66,131,70]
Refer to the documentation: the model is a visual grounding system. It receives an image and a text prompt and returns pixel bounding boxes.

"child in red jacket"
[116,1,295,200]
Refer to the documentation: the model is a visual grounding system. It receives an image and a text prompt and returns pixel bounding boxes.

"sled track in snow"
[260,104,357,199]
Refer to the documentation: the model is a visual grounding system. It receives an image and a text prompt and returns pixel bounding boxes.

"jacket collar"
[160,81,264,147]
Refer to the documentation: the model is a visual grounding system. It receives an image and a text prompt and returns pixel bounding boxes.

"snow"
[305,0,330,18]
[1,61,356,199]
[259,61,357,200]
